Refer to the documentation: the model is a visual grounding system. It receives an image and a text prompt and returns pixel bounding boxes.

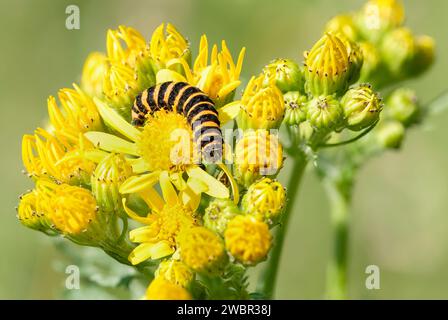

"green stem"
[324,180,352,299]
[256,152,307,299]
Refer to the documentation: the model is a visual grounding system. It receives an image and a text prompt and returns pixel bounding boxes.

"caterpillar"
[131,81,223,162]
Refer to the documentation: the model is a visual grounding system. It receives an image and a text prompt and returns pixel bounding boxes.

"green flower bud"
[283,91,308,126]
[408,35,435,77]
[204,198,241,235]
[91,153,133,213]
[262,59,304,93]
[344,39,364,85]
[307,95,344,131]
[359,41,383,84]
[325,15,359,42]
[381,27,416,78]
[376,121,405,149]
[341,84,383,131]
[304,33,358,96]
[386,88,420,126]
[242,178,286,226]
[356,0,405,43]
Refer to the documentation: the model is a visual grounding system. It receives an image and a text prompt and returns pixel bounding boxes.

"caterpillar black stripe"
[132,81,223,163]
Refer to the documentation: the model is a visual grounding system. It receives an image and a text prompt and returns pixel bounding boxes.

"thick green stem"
[324,180,352,299]
[256,152,307,299]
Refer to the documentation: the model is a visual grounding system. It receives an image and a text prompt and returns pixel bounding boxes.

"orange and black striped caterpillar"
[132,81,223,162]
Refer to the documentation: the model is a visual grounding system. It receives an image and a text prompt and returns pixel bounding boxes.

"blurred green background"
[1,0,447,299]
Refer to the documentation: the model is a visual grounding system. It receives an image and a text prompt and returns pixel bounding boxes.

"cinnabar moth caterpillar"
[132,81,223,162]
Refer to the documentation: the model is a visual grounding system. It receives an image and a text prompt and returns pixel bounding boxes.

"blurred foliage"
[1,0,447,299]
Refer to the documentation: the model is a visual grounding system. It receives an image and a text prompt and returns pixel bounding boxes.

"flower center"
[136,110,195,172]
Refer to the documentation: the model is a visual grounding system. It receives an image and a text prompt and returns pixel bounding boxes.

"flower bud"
[203,198,241,235]
[237,76,285,130]
[356,0,405,43]
[325,15,359,42]
[224,215,272,265]
[102,63,141,120]
[242,178,286,225]
[81,52,108,98]
[385,88,420,126]
[155,259,195,288]
[408,35,435,77]
[17,191,53,233]
[341,84,383,131]
[234,130,284,187]
[283,91,308,126]
[304,33,356,96]
[381,27,416,78]
[34,180,107,246]
[150,23,191,72]
[145,277,192,300]
[358,42,382,84]
[262,59,304,93]
[91,153,133,213]
[178,227,228,275]
[376,121,405,149]
[307,95,344,131]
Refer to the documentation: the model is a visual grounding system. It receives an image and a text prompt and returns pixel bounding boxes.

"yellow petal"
[119,171,160,194]
[122,198,155,224]
[140,188,165,213]
[127,157,151,173]
[85,131,138,155]
[156,69,187,84]
[219,101,241,124]
[129,243,154,265]
[169,172,187,191]
[180,186,201,212]
[218,163,239,204]
[159,171,179,205]
[94,98,140,142]
[129,225,157,242]
[187,166,229,198]
[217,81,241,101]
[149,240,175,260]
[187,177,208,195]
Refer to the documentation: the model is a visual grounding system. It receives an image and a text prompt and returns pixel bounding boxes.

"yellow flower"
[22,129,95,184]
[17,191,53,233]
[35,179,98,236]
[156,259,194,288]
[224,215,272,265]
[234,130,283,187]
[123,171,199,265]
[178,226,228,275]
[145,277,191,300]
[150,23,190,68]
[157,34,245,106]
[236,75,285,130]
[85,99,231,211]
[241,178,286,225]
[47,85,103,145]
[81,52,108,98]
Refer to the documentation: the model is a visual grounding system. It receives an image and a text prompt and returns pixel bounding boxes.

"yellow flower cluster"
[18,21,288,300]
